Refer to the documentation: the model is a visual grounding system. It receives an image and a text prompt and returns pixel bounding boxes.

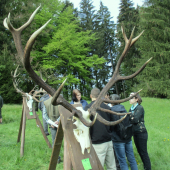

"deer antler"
[5,6,152,127]
[11,65,27,97]
[52,26,152,125]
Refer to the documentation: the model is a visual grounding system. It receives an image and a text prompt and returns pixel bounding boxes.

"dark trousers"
[133,132,151,170]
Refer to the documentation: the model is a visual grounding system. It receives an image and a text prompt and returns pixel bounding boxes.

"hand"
[55,121,59,125]
[51,125,55,128]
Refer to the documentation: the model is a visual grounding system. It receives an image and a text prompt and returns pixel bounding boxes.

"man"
[0,95,3,124]
[38,93,50,135]
[43,94,61,163]
[84,88,117,170]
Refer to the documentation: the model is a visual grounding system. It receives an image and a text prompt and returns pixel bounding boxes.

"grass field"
[0,97,170,170]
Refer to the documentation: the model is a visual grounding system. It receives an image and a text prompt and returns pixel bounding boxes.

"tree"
[42,6,105,98]
[134,0,170,98]
[93,1,118,92]
[116,0,140,97]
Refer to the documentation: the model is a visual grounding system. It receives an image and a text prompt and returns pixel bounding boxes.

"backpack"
[116,114,133,140]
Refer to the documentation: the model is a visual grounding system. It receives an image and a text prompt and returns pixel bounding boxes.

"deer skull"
[26,93,34,112]
[73,107,91,155]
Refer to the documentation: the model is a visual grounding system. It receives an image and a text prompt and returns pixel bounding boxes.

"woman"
[110,94,138,170]
[129,92,151,170]
[70,89,88,109]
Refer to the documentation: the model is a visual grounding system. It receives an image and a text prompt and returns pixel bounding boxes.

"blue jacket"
[70,99,88,110]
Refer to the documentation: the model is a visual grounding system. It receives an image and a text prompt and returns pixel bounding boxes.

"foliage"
[134,0,170,98]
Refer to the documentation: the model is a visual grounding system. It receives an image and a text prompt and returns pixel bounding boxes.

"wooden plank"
[48,120,64,170]
[64,136,72,170]
[20,104,26,157]
[35,113,52,148]
[17,100,24,143]
[59,105,104,170]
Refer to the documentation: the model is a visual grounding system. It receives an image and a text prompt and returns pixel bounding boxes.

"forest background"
[0,0,170,103]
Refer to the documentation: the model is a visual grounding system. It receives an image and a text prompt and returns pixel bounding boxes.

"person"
[0,95,3,124]
[43,94,61,162]
[38,93,50,136]
[70,89,88,109]
[129,92,151,170]
[110,94,138,170]
[84,88,117,170]
[56,89,88,123]
[105,93,112,107]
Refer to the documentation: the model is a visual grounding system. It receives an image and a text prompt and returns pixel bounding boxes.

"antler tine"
[131,30,144,47]
[3,6,41,32]
[3,13,14,31]
[97,113,127,126]
[51,78,67,105]
[103,89,143,105]
[115,26,135,73]
[98,107,128,116]
[11,66,26,96]
[120,57,153,80]
[3,6,42,67]
[19,5,41,32]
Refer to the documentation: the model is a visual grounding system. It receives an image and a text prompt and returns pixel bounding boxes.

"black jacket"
[0,95,3,108]
[129,104,147,134]
[111,104,131,143]
[84,101,112,144]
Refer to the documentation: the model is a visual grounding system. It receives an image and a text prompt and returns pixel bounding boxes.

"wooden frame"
[48,104,104,170]
[17,96,52,157]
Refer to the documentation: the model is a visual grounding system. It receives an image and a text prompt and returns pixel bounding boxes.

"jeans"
[113,140,138,170]
[133,132,151,170]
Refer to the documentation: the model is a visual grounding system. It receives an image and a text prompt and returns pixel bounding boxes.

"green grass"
[0,98,170,170]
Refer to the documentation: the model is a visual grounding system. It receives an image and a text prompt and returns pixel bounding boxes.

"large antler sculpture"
[4,5,152,127]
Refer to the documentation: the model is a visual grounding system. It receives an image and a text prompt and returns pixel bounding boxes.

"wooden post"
[17,101,24,143]
[35,113,52,148]
[20,101,26,157]
[48,120,64,170]
[18,97,52,157]
[64,136,72,170]
[48,105,104,170]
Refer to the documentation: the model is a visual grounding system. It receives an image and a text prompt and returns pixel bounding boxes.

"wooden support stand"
[17,97,52,157]
[48,104,104,170]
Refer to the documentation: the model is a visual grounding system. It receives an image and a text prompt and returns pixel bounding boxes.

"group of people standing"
[38,87,151,170]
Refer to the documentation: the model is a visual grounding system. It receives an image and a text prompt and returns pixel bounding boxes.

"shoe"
[45,132,50,136]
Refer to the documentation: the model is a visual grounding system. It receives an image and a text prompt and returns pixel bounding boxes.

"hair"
[110,94,120,106]
[72,89,81,102]
[130,92,142,105]
[91,88,100,98]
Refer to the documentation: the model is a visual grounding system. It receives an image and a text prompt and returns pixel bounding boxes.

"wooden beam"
[48,120,64,170]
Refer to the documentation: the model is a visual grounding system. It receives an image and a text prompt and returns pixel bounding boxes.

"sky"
[68,0,144,23]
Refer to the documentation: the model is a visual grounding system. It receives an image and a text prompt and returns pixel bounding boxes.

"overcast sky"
[67,0,144,23]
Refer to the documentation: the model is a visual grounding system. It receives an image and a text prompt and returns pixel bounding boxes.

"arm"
[130,106,144,124]
[42,105,58,128]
